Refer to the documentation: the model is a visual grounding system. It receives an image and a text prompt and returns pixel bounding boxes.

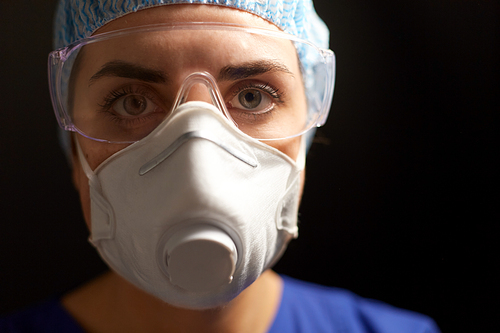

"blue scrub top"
[1,275,440,333]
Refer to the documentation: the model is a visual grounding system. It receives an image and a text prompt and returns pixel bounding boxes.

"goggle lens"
[49,24,335,143]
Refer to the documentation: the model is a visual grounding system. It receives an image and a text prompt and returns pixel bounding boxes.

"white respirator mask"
[75,76,305,309]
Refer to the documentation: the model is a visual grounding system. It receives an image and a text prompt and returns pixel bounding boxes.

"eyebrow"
[88,59,293,86]
[89,60,168,86]
[218,60,294,81]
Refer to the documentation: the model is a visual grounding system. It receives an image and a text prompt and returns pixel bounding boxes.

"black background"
[0,1,497,332]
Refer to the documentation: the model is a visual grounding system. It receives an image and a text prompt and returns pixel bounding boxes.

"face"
[70,5,307,228]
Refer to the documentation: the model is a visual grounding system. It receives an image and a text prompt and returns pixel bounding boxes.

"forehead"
[79,5,300,77]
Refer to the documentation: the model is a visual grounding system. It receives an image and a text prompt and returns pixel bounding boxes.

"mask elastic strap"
[74,135,115,241]
[296,134,307,171]
[74,135,95,180]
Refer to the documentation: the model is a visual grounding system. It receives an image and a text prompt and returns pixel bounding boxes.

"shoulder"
[0,297,83,333]
[268,275,440,333]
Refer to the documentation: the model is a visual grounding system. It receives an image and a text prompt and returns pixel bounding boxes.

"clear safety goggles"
[48,23,335,143]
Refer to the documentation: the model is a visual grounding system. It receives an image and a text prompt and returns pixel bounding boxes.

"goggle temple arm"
[318,50,336,127]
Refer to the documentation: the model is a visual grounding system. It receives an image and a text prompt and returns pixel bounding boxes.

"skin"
[65,4,307,333]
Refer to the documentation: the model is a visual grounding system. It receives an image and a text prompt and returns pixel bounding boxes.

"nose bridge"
[172,72,228,117]
[170,72,237,127]
[185,83,213,104]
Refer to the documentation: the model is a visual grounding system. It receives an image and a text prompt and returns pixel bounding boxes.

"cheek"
[265,136,302,162]
[77,135,128,171]
[266,136,305,204]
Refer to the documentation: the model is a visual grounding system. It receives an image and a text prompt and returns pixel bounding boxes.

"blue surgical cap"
[53,0,330,155]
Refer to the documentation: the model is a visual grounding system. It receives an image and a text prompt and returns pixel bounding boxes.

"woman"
[2,1,439,332]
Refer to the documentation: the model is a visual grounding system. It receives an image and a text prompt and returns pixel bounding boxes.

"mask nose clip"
[171,72,238,127]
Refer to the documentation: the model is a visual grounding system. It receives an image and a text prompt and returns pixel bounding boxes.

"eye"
[229,86,274,113]
[113,94,158,117]
[238,89,263,109]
